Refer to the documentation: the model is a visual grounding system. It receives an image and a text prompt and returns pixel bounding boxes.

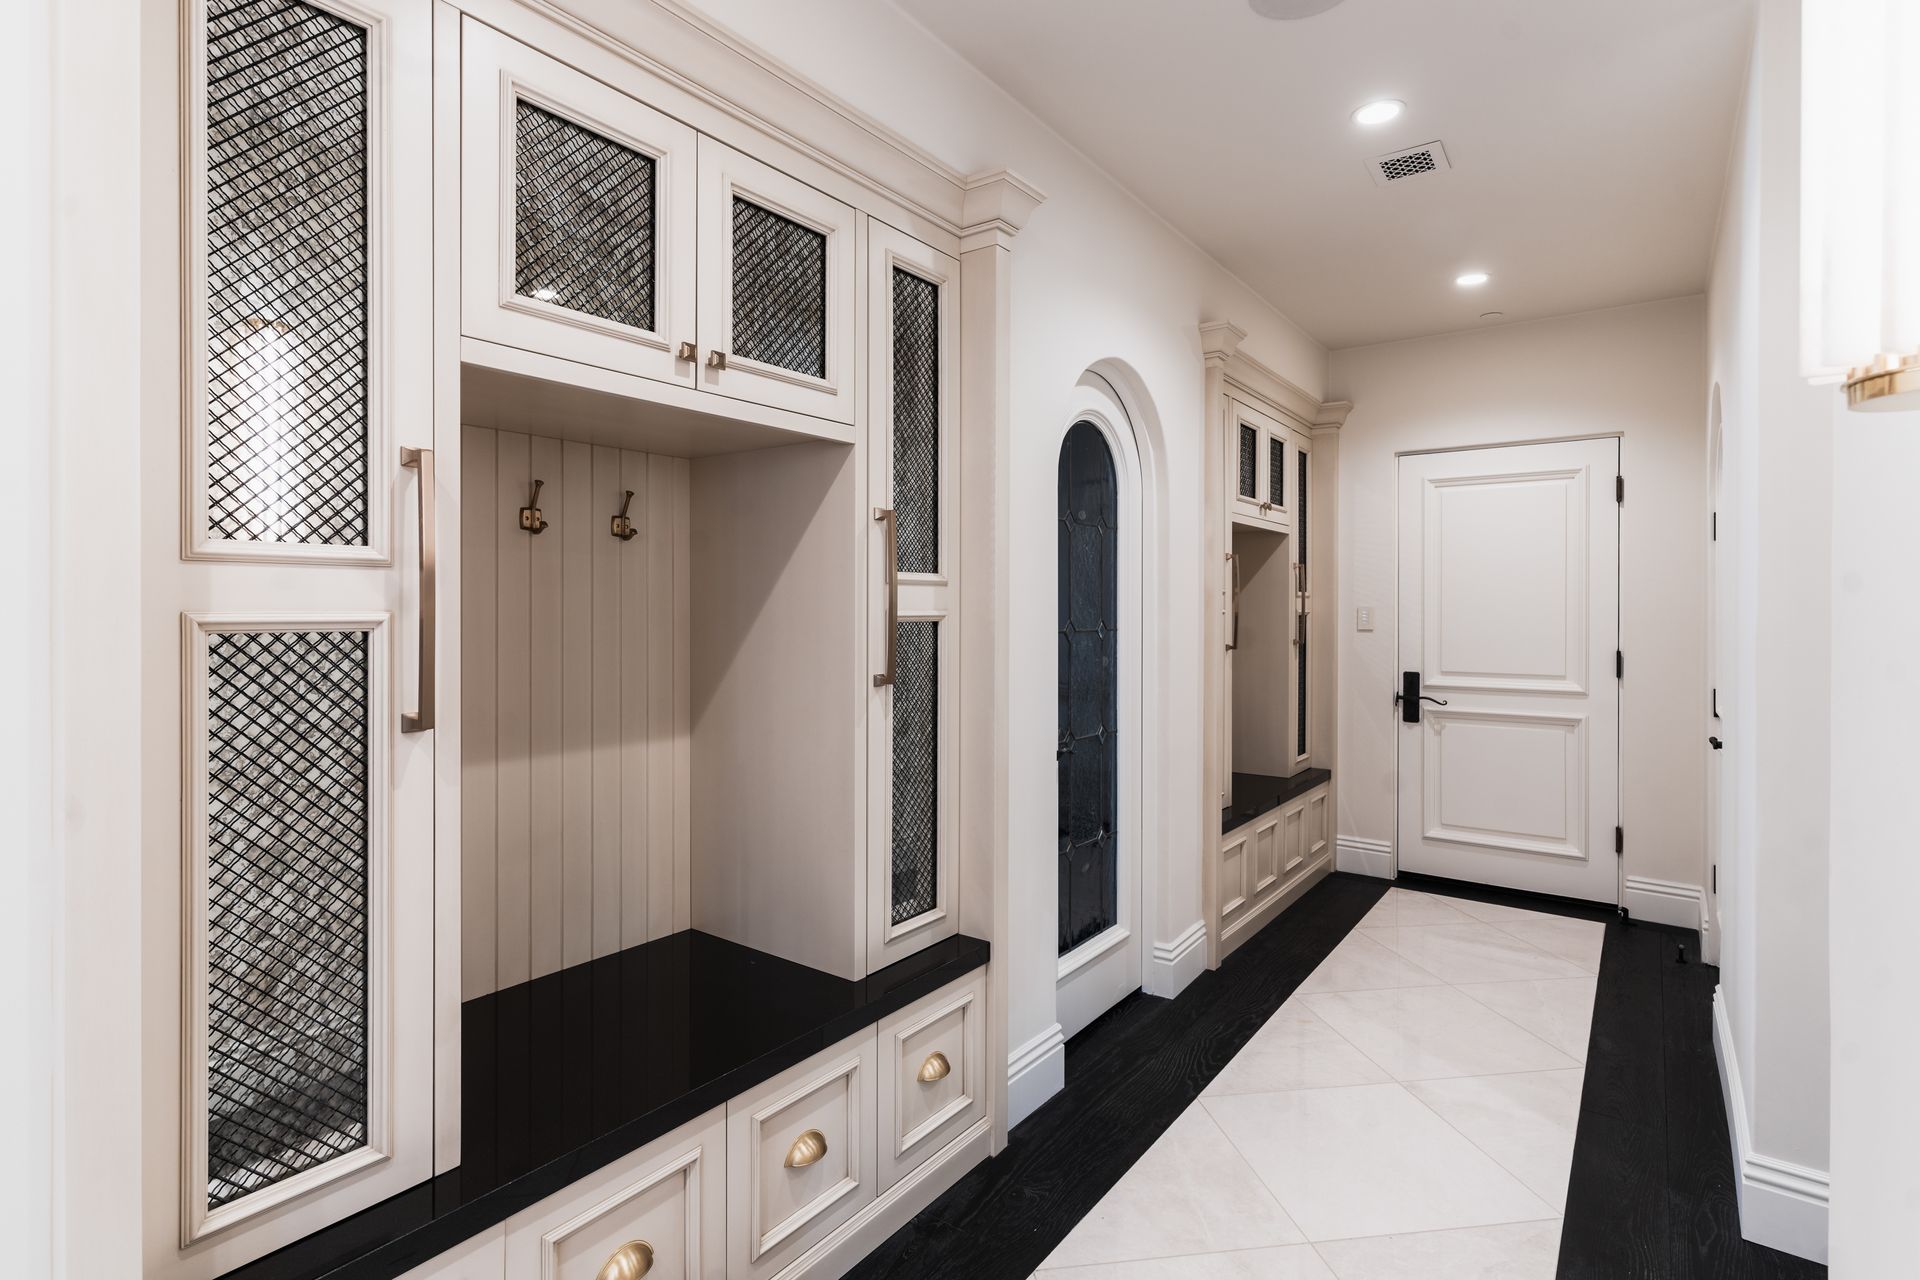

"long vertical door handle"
[874,507,897,687]
[401,447,436,733]
[1226,551,1241,652]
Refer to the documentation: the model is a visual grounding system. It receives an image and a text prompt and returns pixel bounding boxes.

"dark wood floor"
[844,871,1829,1280]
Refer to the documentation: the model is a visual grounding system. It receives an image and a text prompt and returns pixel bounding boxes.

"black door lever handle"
[1400,672,1447,723]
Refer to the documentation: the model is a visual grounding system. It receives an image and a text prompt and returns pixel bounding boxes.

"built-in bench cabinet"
[1201,324,1347,964]
[163,0,1024,1277]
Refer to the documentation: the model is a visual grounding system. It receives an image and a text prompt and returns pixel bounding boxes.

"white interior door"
[1395,439,1620,903]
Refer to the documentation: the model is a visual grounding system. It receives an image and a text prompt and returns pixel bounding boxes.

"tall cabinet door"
[177,0,434,1270]
[460,18,698,386]
[697,137,859,425]
[867,223,960,968]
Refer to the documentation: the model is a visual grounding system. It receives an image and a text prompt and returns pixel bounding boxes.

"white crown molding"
[1623,875,1702,930]
[1199,320,1325,426]
[1336,835,1393,879]
[1713,989,1829,1263]
[958,169,1047,253]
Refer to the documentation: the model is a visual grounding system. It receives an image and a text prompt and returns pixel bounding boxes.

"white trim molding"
[1713,989,1830,1263]
[1005,1023,1065,1129]
[1336,835,1393,879]
[1623,875,1703,930]
[1146,920,1207,999]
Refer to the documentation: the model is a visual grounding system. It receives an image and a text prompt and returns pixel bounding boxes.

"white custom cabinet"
[867,223,961,968]
[697,138,859,425]
[876,970,985,1190]
[1227,395,1296,532]
[461,19,698,389]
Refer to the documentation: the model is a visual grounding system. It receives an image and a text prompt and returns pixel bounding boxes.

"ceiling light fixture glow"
[1352,99,1404,126]
[1248,0,1346,19]
[1455,271,1491,287]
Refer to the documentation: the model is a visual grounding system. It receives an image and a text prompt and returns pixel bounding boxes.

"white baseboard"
[1336,835,1393,878]
[1623,875,1703,930]
[1146,919,1207,999]
[1006,1022,1065,1128]
[1713,988,1829,1263]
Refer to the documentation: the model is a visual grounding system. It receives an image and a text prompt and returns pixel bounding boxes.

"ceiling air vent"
[1371,141,1451,186]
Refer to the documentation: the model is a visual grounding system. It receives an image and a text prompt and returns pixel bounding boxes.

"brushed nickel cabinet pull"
[1226,550,1241,653]
[676,340,696,362]
[596,1240,654,1280]
[785,1128,828,1169]
[706,349,728,370]
[917,1051,951,1084]
[874,507,897,687]
[400,447,435,734]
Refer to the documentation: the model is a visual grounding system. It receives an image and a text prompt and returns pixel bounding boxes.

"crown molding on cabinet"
[1200,319,1327,428]
[958,169,1048,253]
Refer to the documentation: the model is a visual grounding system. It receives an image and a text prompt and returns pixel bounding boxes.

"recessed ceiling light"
[1455,272,1491,287]
[1248,0,1345,18]
[1352,99,1404,126]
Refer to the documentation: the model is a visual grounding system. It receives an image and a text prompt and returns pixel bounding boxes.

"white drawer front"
[877,971,985,1191]
[727,1031,878,1279]
[505,1107,725,1280]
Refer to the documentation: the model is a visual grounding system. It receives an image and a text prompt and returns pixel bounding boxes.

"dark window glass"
[1058,422,1120,955]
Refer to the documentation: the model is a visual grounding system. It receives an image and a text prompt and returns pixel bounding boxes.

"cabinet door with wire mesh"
[176,0,435,1269]
[867,224,959,967]
[460,18,698,386]
[697,137,858,426]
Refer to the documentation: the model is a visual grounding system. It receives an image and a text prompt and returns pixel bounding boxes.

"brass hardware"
[1259,500,1272,515]
[596,1240,655,1280]
[874,507,898,687]
[917,1051,951,1084]
[676,340,697,362]
[706,349,728,371]
[1226,550,1241,652]
[1845,350,1920,412]
[785,1129,828,1169]
[612,489,638,542]
[401,447,436,734]
[519,479,548,534]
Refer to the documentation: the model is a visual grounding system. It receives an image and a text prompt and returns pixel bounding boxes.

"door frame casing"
[1390,433,1624,904]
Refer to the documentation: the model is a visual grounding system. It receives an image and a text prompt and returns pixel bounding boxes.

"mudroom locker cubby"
[158,1,1037,1277]
[1200,323,1346,965]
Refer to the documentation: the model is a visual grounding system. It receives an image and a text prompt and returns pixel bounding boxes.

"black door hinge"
[1614,826,1624,855]
[1616,475,1625,504]
[1615,649,1624,679]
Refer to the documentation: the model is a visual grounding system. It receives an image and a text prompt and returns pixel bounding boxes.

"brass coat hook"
[611,490,638,542]
[519,479,547,534]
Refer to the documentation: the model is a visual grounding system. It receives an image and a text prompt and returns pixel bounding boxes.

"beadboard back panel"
[462,425,690,999]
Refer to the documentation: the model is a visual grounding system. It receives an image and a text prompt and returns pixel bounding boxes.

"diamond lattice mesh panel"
[1238,424,1257,499]
[1057,423,1120,955]
[1298,450,1309,566]
[205,628,371,1208]
[1269,437,1286,509]
[891,621,939,924]
[730,197,827,378]
[1298,634,1310,757]
[514,102,657,331]
[892,269,940,574]
[204,0,370,546]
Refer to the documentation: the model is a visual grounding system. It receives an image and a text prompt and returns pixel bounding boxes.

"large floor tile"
[1296,931,1447,994]
[1455,977,1597,1061]
[1203,1005,1391,1096]
[1357,889,1478,930]
[1491,916,1606,973]
[1039,1106,1304,1268]
[1313,1220,1562,1279]
[1203,1083,1558,1242]
[1370,923,1589,985]
[1436,896,1563,926]
[1300,985,1579,1081]
[1408,1070,1585,1208]
[1034,1243,1336,1279]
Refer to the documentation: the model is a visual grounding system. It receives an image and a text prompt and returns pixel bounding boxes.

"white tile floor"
[1033,888,1604,1280]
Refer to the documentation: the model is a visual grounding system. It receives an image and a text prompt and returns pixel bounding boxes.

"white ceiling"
[894,0,1754,349]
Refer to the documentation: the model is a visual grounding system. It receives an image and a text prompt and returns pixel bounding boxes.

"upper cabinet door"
[697,138,858,425]
[867,222,959,968]
[461,19,697,386]
[1227,397,1291,531]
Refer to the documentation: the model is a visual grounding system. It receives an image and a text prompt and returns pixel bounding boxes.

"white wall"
[679,0,1329,1122]
[1700,0,1831,1260]
[1327,297,1711,915]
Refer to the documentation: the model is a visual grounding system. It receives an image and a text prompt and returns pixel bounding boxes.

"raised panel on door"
[461,18,697,387]
[1396,440,1620,902]
[174,0,435,1269]
[726,1030,877,1280]
[698,137,857,425]
[876,972,984,1190]
[868,223,960,968]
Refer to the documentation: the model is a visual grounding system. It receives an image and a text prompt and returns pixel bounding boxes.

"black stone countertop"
[220,930,989,1280]
[1222,768,1333,835]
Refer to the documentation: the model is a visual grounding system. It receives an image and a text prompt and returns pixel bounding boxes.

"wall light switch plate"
[1356,606,1374,632]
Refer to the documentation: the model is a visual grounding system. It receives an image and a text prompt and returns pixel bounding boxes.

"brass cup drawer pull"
[597,1239,654,1280]
[784,1128,828,1169]
[916,1051,951,1084]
